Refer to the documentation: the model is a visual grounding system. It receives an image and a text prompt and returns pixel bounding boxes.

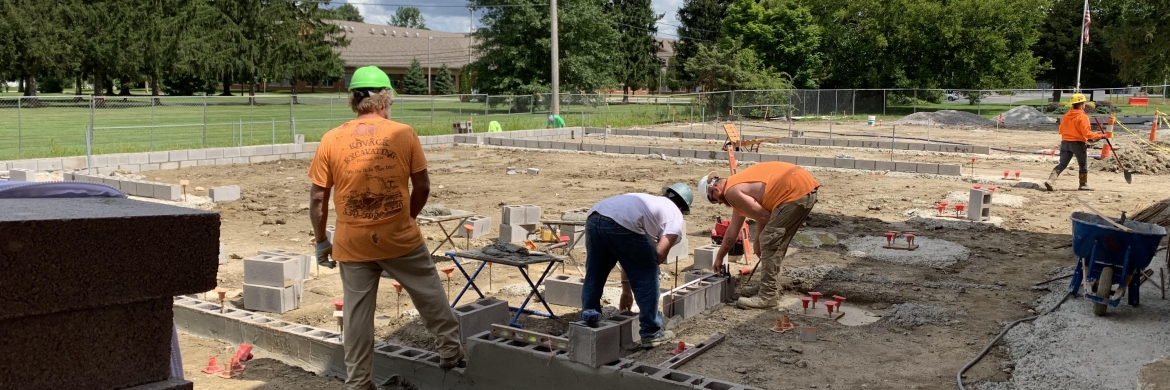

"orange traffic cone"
[201,356,223,374]
[1100,143,1112,159]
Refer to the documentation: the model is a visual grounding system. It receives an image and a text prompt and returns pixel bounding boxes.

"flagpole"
[1075,0,1089,92]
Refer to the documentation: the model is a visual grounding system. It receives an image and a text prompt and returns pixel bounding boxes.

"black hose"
[955,291,1073,390]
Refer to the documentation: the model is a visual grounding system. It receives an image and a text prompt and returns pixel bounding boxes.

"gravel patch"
[986,279,1170,390]
[1000,105,1056,127]
[891,110,996,128]
[880,303,958,327]
[945,190,1028,208]
[842,235,971,268]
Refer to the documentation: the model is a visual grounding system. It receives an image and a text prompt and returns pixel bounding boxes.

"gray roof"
[330,20,475,69]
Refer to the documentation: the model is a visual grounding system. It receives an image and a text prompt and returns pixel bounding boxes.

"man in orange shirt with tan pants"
[308,66,463,390]
[1045,93,1109,191]
[699,161,820,310]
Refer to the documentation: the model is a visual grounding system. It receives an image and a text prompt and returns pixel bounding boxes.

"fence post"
[85,125,93,172]
[17,97,22,158]
[852,90,856,117]
[202,95,208,148]
[913,89,918,114]
[978,91,982,116]
[484,94,488,117]
[816,89,821,117]
[730,90,735,120]
[882,89,887,116]
[150,97,155,151]
[430,95,435,126]
[289,96,296,140]
[271,118,275,145]
[240,120,244,146]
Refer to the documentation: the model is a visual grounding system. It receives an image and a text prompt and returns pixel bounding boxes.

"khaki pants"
[339,243,462,390]
[757,191,818,301]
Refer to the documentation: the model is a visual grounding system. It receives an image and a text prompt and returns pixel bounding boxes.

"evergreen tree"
[673,0,734,89]
[434,64,455,95]
[403,59,428,95]
[612,0,663,102]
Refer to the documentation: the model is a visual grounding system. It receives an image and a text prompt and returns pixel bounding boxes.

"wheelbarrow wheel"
[1094,266,1114,316]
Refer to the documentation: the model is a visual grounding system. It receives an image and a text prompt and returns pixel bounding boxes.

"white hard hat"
[698,171,718,203]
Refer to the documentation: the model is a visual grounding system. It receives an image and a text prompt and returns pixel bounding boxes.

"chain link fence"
[3,86,1169,160]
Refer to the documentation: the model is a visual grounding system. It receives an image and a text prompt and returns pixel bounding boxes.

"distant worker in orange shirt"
[1045,93,1109,191]
[699,161,820,310]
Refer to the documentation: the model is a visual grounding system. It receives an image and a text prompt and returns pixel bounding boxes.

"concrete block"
[915,163,939,174]
[906,143,926,151]
[61,156,87,170]
[257,249,311,281]
[568,320,621,367]
[232,157,248,165]
[35,159,62,171]
[497,223,530,243]
[939,164,962,176]
[758,154,780,162]
[608,311,640,350]
[874,161,896,172]
[894,162,917,173]
[97,167,117,175]
[187,149,206,160]
[605,145,621,154]
[737,152,761,162]
[119,164,142,173]
[665,286,703,320]
[559,224,586,249]
[814,157,836,167]
[543,274,584,307]
[974,146,991,154]
[206,148,225,159]
[303,142,319,152]
[456,216,492,238]
[501,205,526,225]
[968,188,992,222]
[790,138,807,145]
[224,147,242,158]
[178,161,196,169]
[796,156,816,166]
[244,255,301,287]
[619,146,635,154]
[8,168,34,182]
[243,283,301,314]
[525,140,539,148]
[778,155,798,164]
[805,138,823,146]
[215,158,232,166]
[102,178,122,190]
[832,139,850,147]
[854,160,876,170]
[119,181,141,197]
[522,204,542,224]
[692,244,719,270]
[148,152,168,163]
[538,140,551,149]
[249,156,267,164]
[141,163,160,172]
[168,150,188,162]
[834,159,856,169]
[923,144,942,152]
[452,298,510,342]
[153,184,181,201]
[159,162,180,171]
[210,185,242,202]
[665,233,688,263]
[893,142,911,150]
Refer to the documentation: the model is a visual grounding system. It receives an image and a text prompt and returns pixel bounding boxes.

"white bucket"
[867,116,876,126]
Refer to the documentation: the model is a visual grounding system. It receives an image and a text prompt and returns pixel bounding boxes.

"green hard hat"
[349,66,393,91]
[663,183,694,215]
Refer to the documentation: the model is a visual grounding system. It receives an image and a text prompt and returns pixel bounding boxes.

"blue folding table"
[446,250,564,328]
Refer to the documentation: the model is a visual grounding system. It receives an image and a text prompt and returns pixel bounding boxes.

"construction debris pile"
[1099,143,1170,175]
[891,110,995,128]
[1000,105,1057,127]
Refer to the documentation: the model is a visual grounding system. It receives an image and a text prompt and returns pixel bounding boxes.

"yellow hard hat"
[1070,93,1087,104]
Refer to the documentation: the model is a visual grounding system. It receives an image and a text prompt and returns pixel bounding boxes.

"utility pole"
[469,7,474,66]
[1075,0,1089,92]
[551,0,560,115]
[428,36,433,95]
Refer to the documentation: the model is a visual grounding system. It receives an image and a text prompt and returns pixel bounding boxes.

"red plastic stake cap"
[740,267,752,276]
[391,281,403,293]
[799,296,812,309]
[825,301,838,315]
[333,300,344,311]
[808,292,823,305]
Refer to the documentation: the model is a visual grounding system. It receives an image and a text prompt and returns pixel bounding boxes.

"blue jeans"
[582,214,664,340]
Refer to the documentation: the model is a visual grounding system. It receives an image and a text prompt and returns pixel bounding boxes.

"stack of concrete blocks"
[542,274,585,308]
[692,244,720,270]
[567,320,622,367]
[663,284,705,320]
[684,270,732,305]
[452,298,510,342]
[243,254,305,314]
[968,187,993,222]
[456,215,493,239]
[70,173,183,201]
[560,207,590,249]
[258,249,312,282]
[608,311,641,350]
[498,204,541,243]
[8,168,34,181]
[0,197,219,390]
[209,185,241,202]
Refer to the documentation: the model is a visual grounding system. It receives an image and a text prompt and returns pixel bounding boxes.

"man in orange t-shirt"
[308,66,462,389]
[698,161,820,310]
[1045,93,1108,191]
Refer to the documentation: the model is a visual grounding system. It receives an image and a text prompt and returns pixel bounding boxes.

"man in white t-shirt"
[582,183,693,348]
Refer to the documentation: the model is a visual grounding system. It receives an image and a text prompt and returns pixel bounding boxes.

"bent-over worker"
[1045,93,1108,191]
[308,66,463,390]
[699,161,820,310]
[581,184,694,348]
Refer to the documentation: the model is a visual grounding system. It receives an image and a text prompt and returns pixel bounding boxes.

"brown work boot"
[1078,173,1093,191]
[439,350,465,369]
[736,296,778,310]
[1044,169,1061,191]
[739,284,761,297]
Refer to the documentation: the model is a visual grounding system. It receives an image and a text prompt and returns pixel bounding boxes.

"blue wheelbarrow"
[1068,211,1167,315]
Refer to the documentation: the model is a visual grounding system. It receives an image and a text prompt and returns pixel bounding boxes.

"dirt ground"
[153,119,1170,390]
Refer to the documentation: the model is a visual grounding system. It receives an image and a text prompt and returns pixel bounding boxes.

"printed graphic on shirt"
[339,126,406,221]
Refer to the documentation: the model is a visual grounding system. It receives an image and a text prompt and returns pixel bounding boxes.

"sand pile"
[891,110,995,128]
[1099,143,1170,175]
[1000,105,1056,127]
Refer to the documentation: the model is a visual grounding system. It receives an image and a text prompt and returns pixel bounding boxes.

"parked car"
[945,92,961,101]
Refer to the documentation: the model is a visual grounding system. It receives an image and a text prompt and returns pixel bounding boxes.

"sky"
[335,0,685,38]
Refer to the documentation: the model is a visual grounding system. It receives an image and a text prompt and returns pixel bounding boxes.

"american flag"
[1083,8,1091,44]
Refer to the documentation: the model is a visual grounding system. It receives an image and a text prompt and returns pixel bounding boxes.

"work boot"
[736,296,778,310]
[1078,173,1093,191]
[641,330,675,349]
[439,350,465,369]
[1044,169,1061,191]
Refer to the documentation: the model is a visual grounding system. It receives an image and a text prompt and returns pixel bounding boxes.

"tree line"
[468,0,1169,102]
[0,0,351,97]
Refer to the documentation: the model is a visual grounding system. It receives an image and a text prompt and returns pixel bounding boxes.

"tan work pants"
[339,243,462,390]
[757,191,818,301]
